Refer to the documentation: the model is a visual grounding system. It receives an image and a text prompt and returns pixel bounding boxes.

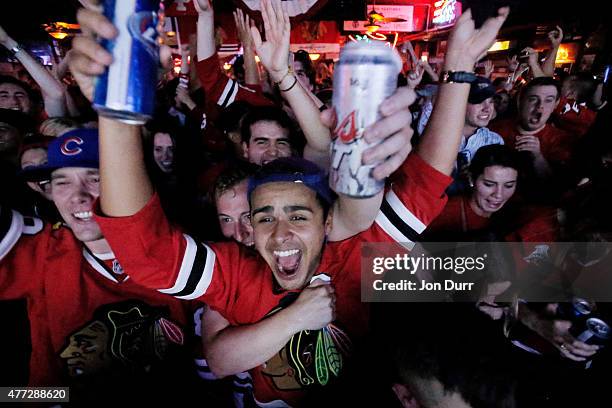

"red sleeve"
[1,207,43,300]
[372,152,452,243]
[94,194,242,313]
[196,53,273,109]
[426,196,463,234]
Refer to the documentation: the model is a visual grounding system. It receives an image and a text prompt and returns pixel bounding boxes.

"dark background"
[0,0,607,41]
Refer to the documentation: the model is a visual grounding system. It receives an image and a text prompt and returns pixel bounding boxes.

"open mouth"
[73,211,93,222]
[529,112,542,124]
[486,200,503,209]
[273,248,302,278]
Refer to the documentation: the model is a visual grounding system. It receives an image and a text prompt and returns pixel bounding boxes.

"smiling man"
[241,106,297,166]
[0,129,199,404]
[449,77,504,194]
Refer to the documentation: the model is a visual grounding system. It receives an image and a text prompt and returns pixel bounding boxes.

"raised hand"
[320,85,417,181]
[234,8,254,51]
[70,2,172,101]
[406,62,425,90]
[70,5,117,101]
[548,25,563,48]
[445,7,510,72]
[193,0,212,14]
[522,46,539,65]
[483,59,494,78]
[250,0,290,82]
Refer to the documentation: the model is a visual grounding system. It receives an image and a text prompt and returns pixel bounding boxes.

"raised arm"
[251,0,330,168]
[194,0,271,108]
[194,0,215,62]
[0,24,66,117]
[70,6,153,216]
[251,0,415,241]
[234,9,260,86]
[417,7,509,175]
[524,47,546,78]
[542,26,563,77]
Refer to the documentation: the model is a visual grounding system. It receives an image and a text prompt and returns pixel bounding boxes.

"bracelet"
[439,70,477,84]
[274,67,293,85]
[279,76,298,92]
[9,43,23,56]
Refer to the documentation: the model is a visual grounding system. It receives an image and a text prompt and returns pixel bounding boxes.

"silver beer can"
[330,41,402,197]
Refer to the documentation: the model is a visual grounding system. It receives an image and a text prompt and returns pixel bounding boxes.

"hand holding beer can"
[330,41,402,197]
[93,0,161,124]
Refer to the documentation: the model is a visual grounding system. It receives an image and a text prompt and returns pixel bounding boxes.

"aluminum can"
[572,317,611,346]
[330,41,402,197]
[93,0,161,124]
[557,297,595,321]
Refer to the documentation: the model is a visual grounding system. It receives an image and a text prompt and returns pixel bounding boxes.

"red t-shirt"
[96,153,452,406]
[553,97,598,138]
[0,208,197,402]
[427,195,490,237]
[490,119,575,167]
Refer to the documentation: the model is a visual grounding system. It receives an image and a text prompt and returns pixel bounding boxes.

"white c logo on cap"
[60,137,84,156]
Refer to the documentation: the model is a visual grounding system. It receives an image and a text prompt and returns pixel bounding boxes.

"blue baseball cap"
[468,77,496,104]
[247,157,334,205]
[21,128,99,182]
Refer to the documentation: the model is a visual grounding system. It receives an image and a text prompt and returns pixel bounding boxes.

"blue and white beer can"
[93,0,161,124]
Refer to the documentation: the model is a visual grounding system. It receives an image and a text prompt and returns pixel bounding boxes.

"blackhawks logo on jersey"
[59,300,184,380]
[261,284,352,392]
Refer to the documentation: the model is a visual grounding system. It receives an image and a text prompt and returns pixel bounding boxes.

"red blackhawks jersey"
[197,52,273,110]
[96,153,451,407]
[0,208,199,403]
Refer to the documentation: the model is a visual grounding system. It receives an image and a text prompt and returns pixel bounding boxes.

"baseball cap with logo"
[468,77,497,104]
[20,128,99,182]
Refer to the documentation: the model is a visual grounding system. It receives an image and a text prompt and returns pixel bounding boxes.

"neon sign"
[348,32,399,49]
[432,0,458,27]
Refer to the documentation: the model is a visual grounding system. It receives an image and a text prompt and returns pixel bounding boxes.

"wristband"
[439,70,477,84]
[274,67,293,86]
[9,43,23,56]
[279,76,298,92]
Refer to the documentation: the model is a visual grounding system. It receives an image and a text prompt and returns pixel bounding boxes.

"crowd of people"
[1,0,611,406]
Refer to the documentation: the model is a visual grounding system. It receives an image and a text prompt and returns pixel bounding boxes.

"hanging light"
[42,22,80,40]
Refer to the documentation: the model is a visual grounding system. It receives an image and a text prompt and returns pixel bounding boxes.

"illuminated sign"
[430,0,461,29]
[348,32,399,49]
[344,5,414,33]
[488,41,510,52]
[555,43,578,64]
